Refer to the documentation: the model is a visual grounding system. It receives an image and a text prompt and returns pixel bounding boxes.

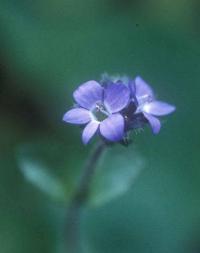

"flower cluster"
[63,76,175,144]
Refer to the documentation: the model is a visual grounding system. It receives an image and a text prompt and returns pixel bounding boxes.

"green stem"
[65,141,106,253]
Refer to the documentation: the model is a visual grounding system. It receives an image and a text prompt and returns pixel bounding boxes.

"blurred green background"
[0,0,200,252]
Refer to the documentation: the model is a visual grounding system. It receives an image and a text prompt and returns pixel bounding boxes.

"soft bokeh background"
[1,0,200,252]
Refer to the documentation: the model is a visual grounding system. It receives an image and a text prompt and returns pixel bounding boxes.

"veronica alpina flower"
[63,80,130,144]
[130,76,176,134]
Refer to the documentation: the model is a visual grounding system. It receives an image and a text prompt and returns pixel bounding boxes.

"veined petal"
[143,101,176,116]
[135,76,154,99]
[63,108,91,124]
[73,80,103,109]
[82,121,100,144]
[104,83,130,113]
[143,112,161,134]
[100,113,124,142]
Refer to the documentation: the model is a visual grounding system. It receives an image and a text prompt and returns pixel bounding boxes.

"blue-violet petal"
[128,79,136,97]
[82,121,99,144]
[73,80,103,110]
[143,112,161,134]
[135,76,154,99]
[100,113,124,141]
[143,101,176,116]
[63,108,91,124]
[104,83,130,113]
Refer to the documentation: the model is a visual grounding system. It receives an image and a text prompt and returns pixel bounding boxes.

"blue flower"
[63,80,130,144]
[63,75,176,144]
[129,77,176,134]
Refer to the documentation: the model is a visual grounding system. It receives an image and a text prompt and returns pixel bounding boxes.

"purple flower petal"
[135,76,154,99]
[100,113,124,141]
[128,79,136,97]
[82,121,99,144]
[104,83,130,113]
[143,101,176,116]
[143,112,161,134]
[73,80,103,110]
[63,108,91,124]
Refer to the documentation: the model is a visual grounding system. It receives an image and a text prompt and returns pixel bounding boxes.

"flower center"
[92,102,109,122]
[135,94,153,114]
[138,94,153,104]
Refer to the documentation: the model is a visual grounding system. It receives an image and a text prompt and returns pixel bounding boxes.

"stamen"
[92,102,109,121]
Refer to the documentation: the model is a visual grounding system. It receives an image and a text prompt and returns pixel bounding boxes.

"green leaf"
[16,140,84,203]
[19,158,66,201]
[89,145,145,207]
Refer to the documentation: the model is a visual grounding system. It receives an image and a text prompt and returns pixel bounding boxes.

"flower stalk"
[65,141,106,253]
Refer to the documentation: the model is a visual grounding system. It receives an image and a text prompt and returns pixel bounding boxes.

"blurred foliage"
[0,0,200,253]
[89,145,144,207]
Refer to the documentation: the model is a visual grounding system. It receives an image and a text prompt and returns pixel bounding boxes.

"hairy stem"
[65,141,106,253]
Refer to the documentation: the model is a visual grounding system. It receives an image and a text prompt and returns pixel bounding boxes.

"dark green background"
[0,0,200,252]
